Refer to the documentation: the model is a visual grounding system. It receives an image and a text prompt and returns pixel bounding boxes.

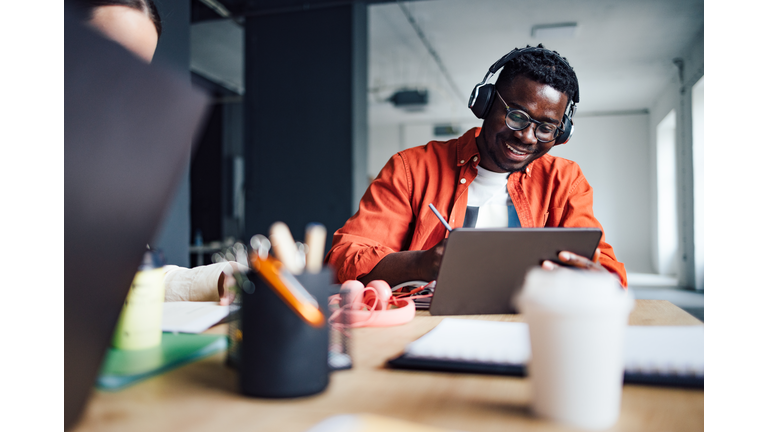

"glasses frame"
[495,90,563,143]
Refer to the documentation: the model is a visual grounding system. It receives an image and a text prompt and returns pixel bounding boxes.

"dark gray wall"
[222,102,246,240]
[243,1,368,252]
[151,0,192,266]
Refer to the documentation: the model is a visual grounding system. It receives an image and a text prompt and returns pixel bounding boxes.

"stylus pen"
[428,203,452,232]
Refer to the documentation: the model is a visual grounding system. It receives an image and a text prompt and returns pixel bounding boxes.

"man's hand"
[358,239,446,287]
[418,239,446,282]
[542,248,607,273]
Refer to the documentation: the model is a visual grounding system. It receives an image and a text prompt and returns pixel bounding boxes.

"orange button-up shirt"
[327,128,627,287]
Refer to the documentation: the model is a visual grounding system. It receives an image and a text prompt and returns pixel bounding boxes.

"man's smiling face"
[476,75,569,173]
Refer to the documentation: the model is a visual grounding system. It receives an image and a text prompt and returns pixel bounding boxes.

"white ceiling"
[369,0,704,125]
[189,0,704,125]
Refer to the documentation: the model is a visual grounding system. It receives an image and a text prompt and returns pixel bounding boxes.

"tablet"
[429,228,602,315]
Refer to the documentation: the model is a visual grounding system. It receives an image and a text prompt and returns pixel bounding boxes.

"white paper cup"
[517,268,634,430]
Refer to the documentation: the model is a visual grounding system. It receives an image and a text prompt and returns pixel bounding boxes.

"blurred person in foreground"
[70,0,243,304]
[326,45,627,289]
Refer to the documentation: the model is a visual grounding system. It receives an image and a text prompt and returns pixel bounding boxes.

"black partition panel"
[243,2,368,251]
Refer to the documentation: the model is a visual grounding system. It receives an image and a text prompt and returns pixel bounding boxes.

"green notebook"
[97,333,226,391]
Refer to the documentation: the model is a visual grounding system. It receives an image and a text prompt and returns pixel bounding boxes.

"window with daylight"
[656,109,678,278]
[691,76,704,291]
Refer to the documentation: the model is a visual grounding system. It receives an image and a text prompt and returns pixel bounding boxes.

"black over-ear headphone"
[468,47,580,145]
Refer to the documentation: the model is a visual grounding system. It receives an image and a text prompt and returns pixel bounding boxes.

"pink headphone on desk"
[328,280,416,328]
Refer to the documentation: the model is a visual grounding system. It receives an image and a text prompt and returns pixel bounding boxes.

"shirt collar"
[456,127,481,167]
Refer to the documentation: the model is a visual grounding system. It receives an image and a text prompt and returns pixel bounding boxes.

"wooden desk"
[72,300,703,432]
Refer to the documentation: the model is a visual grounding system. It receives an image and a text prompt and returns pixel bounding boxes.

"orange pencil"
[250,252,325,327]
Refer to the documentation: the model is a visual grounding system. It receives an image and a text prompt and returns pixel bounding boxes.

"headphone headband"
[488,47,579,103]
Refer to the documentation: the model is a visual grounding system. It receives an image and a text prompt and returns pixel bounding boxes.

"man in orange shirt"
[327,45,627,288]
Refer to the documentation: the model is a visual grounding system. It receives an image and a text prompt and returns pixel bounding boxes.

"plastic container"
[112,249,166,350]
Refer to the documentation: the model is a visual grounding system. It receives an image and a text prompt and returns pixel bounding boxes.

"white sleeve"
[163,262,235,302]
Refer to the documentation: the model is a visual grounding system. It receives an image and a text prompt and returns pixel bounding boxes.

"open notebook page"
[402,318,703,376]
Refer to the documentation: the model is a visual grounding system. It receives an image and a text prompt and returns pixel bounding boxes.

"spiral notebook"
[388,319,704,388]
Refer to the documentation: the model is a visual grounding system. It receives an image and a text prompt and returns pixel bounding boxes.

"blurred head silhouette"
[73,0,161,63]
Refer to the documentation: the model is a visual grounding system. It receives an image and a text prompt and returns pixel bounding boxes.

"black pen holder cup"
[239,267,330,398]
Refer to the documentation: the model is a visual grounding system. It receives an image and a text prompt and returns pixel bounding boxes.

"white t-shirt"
[465,166,519,228]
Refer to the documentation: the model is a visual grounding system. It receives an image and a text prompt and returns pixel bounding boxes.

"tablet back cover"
[429,228,602,315]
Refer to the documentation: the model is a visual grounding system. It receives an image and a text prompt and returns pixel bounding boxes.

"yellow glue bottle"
[112,249,166,350]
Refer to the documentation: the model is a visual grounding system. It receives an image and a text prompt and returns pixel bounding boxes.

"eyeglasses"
[495,90,562,143]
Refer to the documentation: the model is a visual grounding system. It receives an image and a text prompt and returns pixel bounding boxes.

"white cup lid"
[516,268,634,316]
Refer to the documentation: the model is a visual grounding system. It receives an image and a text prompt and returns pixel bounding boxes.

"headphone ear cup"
[340,280,365,303]
[469,83,495,119]
[555,115,573,145]
[364,280,392,310]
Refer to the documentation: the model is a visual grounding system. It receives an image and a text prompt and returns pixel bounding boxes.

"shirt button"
[473,156,478,162]
[460,178,466,184]
[460,159,465,164]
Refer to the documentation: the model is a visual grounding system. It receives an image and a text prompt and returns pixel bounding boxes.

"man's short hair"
[496,44,578,103]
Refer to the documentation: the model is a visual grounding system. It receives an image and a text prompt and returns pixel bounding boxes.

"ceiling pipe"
[396,0,465,105]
